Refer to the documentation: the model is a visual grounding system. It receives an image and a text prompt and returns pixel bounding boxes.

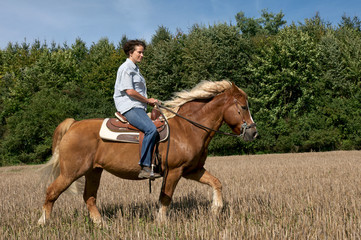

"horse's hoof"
[37,210,47,226]
[156,210,167,223]
[211,205,222,215]
[37,219,45,225]
[92,217,103,227]
[94,220,107,229]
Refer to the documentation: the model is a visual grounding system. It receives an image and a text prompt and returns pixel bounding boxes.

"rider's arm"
[125,89,158,106]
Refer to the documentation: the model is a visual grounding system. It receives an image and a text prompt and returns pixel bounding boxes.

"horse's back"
[59,118,103,148]
[58,118,142,179]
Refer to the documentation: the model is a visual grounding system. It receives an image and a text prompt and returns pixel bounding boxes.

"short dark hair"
[123,40,146,57]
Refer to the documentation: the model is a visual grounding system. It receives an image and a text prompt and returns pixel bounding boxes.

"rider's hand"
[147,98,159,107]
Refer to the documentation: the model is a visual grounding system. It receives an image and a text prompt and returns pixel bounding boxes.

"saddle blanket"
[99,118,169,143]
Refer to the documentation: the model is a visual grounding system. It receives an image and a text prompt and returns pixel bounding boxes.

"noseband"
[233,98,257,136]
[241,122,257,136]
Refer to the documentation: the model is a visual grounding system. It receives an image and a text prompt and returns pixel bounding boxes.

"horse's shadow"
[100,192,227,221]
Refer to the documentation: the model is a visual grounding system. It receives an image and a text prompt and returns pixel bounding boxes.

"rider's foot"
[138,166,161,179]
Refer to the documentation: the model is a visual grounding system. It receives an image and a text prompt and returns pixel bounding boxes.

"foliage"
[235,9,287,37]
[339,14,361,31]
[1,12,361,165]
[0,39,118,165]
[151,26,172,45]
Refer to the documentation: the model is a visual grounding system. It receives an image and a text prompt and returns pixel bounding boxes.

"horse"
[37,80,257,225]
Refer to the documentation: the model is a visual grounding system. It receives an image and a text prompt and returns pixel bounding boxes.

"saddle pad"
[99,118,169,143]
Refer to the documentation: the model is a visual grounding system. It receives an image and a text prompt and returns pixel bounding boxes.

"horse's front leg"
[183,167,223,215]
[157,168,182,222]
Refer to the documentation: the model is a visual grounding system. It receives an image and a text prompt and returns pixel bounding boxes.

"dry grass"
[0,151,361,239]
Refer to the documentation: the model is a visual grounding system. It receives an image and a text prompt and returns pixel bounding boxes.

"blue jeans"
[123,108,159,167]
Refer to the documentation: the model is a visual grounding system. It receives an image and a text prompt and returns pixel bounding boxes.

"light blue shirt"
[113,58,148,114]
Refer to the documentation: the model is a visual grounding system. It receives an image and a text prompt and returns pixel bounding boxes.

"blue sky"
[0,0,360,48]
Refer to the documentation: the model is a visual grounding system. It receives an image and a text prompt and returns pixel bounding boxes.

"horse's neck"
[177,95,226,133]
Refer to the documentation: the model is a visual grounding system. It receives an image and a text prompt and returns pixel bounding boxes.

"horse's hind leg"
[83,168,103,225]
[38,174,77,225]
[183,168,223,215]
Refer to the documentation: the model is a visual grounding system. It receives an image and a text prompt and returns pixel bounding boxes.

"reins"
[155,103,171,195]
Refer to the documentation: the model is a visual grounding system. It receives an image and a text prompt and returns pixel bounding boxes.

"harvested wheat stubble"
[0,151,360,239]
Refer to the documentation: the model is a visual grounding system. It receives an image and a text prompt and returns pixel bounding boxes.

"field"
[0,151,360,239]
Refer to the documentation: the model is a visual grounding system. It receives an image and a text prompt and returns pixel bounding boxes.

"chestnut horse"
[38,80,257,225]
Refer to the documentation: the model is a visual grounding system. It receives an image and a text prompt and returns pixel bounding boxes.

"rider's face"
[129,45,144,63]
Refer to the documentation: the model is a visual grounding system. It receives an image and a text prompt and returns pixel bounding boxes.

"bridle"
[232,99,257,136]
[156,101,256,138]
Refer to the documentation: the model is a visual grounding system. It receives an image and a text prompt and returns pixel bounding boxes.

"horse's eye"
[241,106,248,110]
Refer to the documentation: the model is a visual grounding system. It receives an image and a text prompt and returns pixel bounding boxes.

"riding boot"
[138,166,161,179]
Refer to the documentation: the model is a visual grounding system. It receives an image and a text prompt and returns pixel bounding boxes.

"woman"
[113,40,161,179]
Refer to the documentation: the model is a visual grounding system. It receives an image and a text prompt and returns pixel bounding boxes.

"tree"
[235,11,262,37]
[235,9,286,37]
[299,12,330,41]
[339,14,361,31]
[120,34,128,49]
[80,38,125,100]
[151,26,172,45]
[142,31,184,100]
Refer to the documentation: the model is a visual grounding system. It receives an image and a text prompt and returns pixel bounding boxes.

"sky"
[0,0,360,49]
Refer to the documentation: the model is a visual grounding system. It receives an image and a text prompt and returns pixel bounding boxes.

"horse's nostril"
[254,131,258,138]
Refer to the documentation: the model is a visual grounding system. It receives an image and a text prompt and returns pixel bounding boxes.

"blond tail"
[39,118,83,194]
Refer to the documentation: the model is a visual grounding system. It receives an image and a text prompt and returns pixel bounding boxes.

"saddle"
[99,108,169,143]
[99,109,167,177]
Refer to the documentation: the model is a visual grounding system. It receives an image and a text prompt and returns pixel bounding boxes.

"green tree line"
[1,11,360,166]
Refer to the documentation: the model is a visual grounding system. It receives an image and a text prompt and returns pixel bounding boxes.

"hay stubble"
[0,151,360,239]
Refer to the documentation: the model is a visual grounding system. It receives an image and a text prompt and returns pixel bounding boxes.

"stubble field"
[0,151,360,239]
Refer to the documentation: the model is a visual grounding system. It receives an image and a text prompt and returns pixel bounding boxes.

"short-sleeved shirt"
[113,58,148,114]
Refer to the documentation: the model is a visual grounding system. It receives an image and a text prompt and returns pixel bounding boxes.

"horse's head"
[223,83,258,141]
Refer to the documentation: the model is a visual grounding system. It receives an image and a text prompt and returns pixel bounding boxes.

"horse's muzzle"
[242,123,258,142]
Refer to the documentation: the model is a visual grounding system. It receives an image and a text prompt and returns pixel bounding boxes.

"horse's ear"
[231,82,238,93]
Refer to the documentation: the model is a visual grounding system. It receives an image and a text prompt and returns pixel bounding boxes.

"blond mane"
[162,80,232,118]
